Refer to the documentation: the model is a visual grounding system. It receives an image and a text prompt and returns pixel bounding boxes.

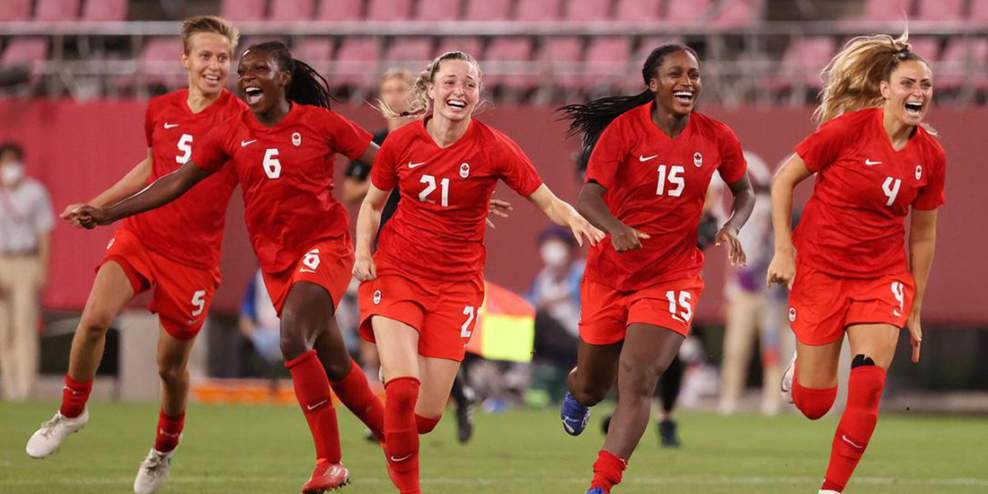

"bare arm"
[36,230,50,291]
[351,183,391,281]
[66,161,213,228]
[766,154,814,288]
[342,177,371,205]
[61,148,154,226]
[528,184,604,247]
[577,182,648,252]
[905,208,938,363]
[715,173,756,267]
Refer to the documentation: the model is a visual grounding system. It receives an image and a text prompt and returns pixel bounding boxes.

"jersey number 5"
[176,134,193,164]
[657,165,685,197]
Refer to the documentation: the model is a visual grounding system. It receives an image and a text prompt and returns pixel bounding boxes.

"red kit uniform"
[790,108,946,345]
[103,89,244,339]
[358,118,543,361]
[580,103,748,343]
[194,103,372,313]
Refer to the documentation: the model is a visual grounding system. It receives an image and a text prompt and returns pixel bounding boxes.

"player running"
[65,41,386,494]
[768,32,944,494]
[351,51,603,494]
[25,16,244,494]
[558,44,755,494]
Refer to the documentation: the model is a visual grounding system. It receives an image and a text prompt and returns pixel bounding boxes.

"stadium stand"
[219,0,267,22]
[316,0,363,21]
[464,0,512,21]
[270,0,317,22]
[81,0,128,22]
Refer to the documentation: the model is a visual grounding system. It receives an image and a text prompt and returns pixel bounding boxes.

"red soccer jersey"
[123,89,244,269]
[193,103,372,273]
[584,104,748,291]
[371,117,543,281]
[794,108,946,278]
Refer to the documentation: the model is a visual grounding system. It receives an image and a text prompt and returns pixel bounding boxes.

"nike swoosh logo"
[865,159,882,166]
[164,123,179,129]
[408,162,426,168]
[62,386,83,396]
[563,422,575,434]
[841,434,864,449]
[307,399,328,411]
[241,140,257,147]
[158,430,180,439]
[299,268,316,274]
[893,310,902,317]
[390,453,413,462]
[639,155,658,162]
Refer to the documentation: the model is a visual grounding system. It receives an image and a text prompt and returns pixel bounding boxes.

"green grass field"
[1,401,986,494]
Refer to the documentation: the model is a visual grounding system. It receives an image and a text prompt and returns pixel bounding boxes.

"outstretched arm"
[715,173,756,267]
[527,184,604,247]
[766,154,813,289]
[62,149,154,227]
[577,182,648,252]
[66,161,213,228]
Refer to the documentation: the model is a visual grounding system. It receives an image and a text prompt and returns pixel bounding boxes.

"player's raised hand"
[715,226,746,267]
[609,222,649,252]
[352,252,378,281]
[766,248,796,289]
[64,205,110,230]
[906,309,923,363]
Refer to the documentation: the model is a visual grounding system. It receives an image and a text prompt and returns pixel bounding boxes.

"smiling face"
[648,49,702,118]
[181,32,233,97]
[427,59,481,123]
[881,59,933,127]
[237,48,291,115]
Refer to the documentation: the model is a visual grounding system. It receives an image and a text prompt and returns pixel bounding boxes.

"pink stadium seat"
[317,0,363,21]
[565,0,612,21]
[773,36,837,90]
[1,38,49,64]
[367,0,413,21]
[916,0,965,21]
[515,0,563,21]
[712,0,764,28]
[416,0,462,21]
[583,37,632,87]
[436,37,484,58]
[464,0,511,20]
[614,0,662,21]
[540,37,583,89]
[271,0,316,21]
[220,0,267,22]
[35,0,81,21]
[386,38,434,62]
[333,38,379,86]
[907,36,940,60]
[665,0,715,25]
[0,0,34,22]
[862,0,913,21]
[82,0,128,21]
[972,0,988,22]
[293,38,335,64]
[635,36,686,62]
[938,39,988,90]
[484,37,535,88]
[141,38,186,89]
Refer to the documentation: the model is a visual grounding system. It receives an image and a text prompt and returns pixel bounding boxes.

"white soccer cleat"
[781,352,797,404]
[26,408,89,458]
[134,448,174,494]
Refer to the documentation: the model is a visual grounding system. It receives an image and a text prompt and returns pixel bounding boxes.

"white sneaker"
[134,448,174,494]
[26,408,89,458]
[781,352,797,404]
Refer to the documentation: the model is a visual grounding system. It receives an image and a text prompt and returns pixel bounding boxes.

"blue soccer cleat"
[585,488,606,494]
[561,392,590,436]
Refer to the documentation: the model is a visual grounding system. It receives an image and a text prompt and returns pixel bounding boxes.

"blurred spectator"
[718,153,792,416]
[0,141,53,400]
[238,269,282,374]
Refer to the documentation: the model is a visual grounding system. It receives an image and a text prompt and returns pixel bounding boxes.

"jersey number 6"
[263,149,282,179]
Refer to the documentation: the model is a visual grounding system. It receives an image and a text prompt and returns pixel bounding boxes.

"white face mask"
[1,162,25,186]
[540,241,570,268]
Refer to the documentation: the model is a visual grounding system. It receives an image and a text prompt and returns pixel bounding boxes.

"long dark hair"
[558,44,699,161]
[245,41,337,109]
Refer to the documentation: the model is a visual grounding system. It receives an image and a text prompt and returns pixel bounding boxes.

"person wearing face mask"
[0,142,53,402]
[558,44,756,494]
[768,31,944,494]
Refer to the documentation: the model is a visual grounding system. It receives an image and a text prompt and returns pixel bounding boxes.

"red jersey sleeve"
[913,146,946,210]
[494,131,543,196]
[144,101,156,147]
[323,109,373,160]
[795,116,853,173]
[193,123,233,173]
[716,124,748,184]
[584,121,626,190]
[370,132,399,191]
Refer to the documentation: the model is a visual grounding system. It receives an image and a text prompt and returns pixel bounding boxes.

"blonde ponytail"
[814,29,927,125]
[377,51,482,119]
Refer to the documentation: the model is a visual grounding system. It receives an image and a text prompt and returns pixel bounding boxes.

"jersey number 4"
[882,177,901,207]
[656,165,685,197]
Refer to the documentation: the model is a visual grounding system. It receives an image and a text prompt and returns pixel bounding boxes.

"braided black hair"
[558,44,699,164]
[245,41,337,109]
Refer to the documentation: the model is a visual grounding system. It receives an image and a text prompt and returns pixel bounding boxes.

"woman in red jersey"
[66,41,388,494]
[558,44,756,494]
[768,33,944,494]
[351,51,603,494]
[26,16,245,494]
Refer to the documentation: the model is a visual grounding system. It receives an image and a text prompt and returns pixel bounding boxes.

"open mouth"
[446,99,467,110]
[203,74,221,84]
[904,101,924,116]
[244,86,263,105]
[673,90,694,105]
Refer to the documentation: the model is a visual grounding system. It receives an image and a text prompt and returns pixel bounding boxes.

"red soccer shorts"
[100,228,221,340]
[358,264,484,362]
[261,235,355,315]
[579,276,705,345]
[789,256,915,346]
